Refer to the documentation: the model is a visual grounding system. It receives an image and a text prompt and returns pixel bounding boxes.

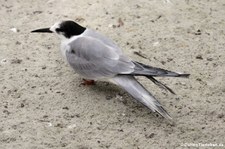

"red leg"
[81,79,95,86]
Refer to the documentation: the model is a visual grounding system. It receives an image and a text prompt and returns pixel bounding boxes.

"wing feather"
[65,36,134,79]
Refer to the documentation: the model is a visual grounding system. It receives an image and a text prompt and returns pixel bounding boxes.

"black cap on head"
[56,21,86,38]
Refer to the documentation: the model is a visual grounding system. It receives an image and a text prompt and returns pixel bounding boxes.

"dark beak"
[31,28,52,33]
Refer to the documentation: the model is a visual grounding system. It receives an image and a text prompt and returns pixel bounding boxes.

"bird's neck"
[60,34,82,59]
[60,39,69,59]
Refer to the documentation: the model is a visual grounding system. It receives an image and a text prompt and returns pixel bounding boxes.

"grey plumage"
[65,29,189,119]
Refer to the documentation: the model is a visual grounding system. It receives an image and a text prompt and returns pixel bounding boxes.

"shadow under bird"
[31,20,190,119]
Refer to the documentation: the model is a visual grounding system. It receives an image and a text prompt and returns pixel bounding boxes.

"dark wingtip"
[146,76,176,94]
[155,105,172,120]
[177,73,190,78]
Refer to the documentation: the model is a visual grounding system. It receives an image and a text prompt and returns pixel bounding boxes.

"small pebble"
[217,113,224,119]
[206,57,213,61]
[117,18,124,27]
[145,133,155,139]
[55,123,63,128]
[67,124,77,129]
[47,123,53,127]
[10,28,18,33]
[62,106,69,110]
[42,66,47,69]
[20,103,25,108]
[153,41,160,47]
[196,78,202,82]
[194,29,201,35]
[1,59,7,64]
[33,11,43,14]
[196,55,203,60]
[15,41,21,45]
[11,58,22,64]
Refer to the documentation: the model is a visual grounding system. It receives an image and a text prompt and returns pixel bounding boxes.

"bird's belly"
[72,69,112,80]
[66,62,114,80]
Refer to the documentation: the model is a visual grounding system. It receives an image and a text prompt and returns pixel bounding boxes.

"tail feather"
[110,75,171,119]
[146,76,175,94]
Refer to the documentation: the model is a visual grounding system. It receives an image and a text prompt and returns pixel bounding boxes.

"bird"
[31,20,190,119]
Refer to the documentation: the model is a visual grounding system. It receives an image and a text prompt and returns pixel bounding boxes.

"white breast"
[60,40,70,59]
[60,34,83,59]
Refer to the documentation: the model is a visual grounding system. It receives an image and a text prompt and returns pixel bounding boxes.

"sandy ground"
[1,0,225,148]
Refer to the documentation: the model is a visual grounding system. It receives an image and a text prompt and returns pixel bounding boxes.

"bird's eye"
[56,28,63,32]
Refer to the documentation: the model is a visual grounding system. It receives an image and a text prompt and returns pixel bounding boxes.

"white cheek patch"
[49,21,67,40]
[50,21,61,33]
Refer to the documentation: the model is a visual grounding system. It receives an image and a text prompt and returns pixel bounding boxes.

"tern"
[31,20,190,119]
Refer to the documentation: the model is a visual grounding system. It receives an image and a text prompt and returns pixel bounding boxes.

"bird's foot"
[81,79,95,86]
